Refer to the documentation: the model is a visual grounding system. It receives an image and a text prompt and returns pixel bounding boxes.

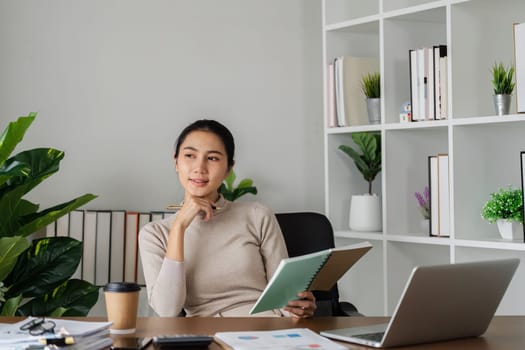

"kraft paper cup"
[104,282,141,334]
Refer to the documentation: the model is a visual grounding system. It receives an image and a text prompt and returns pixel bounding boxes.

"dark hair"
[174,119,235,168]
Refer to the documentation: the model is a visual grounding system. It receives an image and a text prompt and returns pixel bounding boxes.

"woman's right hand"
[166,196,217,261]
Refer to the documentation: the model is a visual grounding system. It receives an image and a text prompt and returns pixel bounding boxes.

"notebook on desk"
[321,258,519,348]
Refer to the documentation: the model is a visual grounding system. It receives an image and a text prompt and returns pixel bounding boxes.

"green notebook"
[250,241,372,314]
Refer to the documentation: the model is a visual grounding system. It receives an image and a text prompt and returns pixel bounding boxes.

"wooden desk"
[129,316,523,350]
[2,316,523,349]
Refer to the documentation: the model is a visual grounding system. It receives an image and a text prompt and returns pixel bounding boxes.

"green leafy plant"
[0,113,98,316]
[338,132,381,195]
[361,72,380,98]
[219,170,257,201]
[481,186,523,224]
[491,62,515,95]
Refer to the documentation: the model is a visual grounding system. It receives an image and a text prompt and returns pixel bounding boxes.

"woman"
[139,119,316,318]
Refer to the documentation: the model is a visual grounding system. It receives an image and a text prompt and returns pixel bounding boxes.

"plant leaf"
[17,279,99,317]
[237,178,254,189]
[0,236,30,281]
[5,237,82,298]
[0,294,22,316]
[17,193,97,237]
[0,113,36,168]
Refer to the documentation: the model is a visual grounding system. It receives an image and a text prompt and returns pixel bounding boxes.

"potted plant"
[491,62,515,115]
[0,113,99,316]
[361,72,381,124]
[219,170,257,201]
[481,186,523,240]
[338,132,382,231]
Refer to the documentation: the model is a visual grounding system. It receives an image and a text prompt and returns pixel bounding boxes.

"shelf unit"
[322,0,525,316]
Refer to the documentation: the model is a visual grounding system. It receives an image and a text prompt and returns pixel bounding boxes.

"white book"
[82,210,97,284]
[150,211,164,222]
[437,154,450,237]
[426,47,435,120]
[45,222,56,237]
[429,156,439,236]
[124,212,139,282]
[326,62,337,127]
[334,57,346,126]
[110,210,126,282]
[409,49,419,121]
[55,214,69,237]
[95,211,111,286]
[417,48,426,121]
[136,213,151,285]
[69,210,85,279]
[439,56,448,119]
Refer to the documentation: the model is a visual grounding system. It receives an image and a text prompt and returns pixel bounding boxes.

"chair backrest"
[275,212,343,316]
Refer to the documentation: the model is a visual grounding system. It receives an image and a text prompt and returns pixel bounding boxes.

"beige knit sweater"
[138,197,288,317]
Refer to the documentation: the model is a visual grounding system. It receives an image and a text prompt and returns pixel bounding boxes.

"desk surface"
[122,316,524,350]
[2,316,523,349]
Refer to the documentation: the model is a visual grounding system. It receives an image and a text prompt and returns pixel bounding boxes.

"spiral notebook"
[249,241,372,314]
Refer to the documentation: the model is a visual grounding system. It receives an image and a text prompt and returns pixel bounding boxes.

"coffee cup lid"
[103,282,141,293]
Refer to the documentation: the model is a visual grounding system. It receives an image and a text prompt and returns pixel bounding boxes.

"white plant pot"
[349,194,382,232]
[496,219,522,240]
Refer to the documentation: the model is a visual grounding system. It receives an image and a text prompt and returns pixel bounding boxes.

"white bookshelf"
[323,0,525,316]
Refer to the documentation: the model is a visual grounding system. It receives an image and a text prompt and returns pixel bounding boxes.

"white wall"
[0,0,323,214]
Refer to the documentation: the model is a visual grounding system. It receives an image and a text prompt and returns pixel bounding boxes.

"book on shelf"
[82,210,97,284]
[428,155,439,236]
[110,210,126,282]
[249,241,372,315]
[514,22,525,113]
[427,153,450,237]
[56,214,69,237]
[409,45,448,121]
[124,211,139,283]
[136,212,152,285]
[95,211,112,286]
[215,328,346,350]
[334,55,379,127]
[326,62,337,127]
[437,154,450,237]
[69,210,84,279]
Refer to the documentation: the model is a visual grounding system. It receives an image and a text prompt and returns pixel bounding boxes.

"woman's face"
[175,130,230,202]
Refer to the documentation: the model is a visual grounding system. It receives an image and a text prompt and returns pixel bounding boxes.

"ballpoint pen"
[166,204,222,211]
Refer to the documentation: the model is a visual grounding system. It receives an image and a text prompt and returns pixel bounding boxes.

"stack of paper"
[0,317,112,350]
[215,328,346,350]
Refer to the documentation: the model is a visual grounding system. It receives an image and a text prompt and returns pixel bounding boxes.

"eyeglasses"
[19,317,56,336]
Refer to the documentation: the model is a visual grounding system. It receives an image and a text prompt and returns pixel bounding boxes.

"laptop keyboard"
[353,332,385,342]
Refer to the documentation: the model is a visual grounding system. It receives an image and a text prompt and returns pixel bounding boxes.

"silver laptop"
[321,258,519,348]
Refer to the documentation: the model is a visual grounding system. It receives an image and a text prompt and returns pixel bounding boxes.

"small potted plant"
[491,62,515,115]
[414,186,430,233]
[481,186,523,240]
[361,72,381,124]
[339,132,382,231]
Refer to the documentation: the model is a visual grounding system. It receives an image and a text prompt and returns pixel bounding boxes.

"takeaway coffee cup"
[104,282,141,334]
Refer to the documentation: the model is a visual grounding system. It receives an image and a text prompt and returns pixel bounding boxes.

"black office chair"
[275,211,363,317]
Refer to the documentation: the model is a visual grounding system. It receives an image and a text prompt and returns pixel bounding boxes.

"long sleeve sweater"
[138,197,288,317]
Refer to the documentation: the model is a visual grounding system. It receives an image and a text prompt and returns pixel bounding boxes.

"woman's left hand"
[283,291,317,318]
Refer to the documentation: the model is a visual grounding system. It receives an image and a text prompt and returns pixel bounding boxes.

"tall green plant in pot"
[339,132,382,231]
[0,113,99,316]
[491,62,515,115]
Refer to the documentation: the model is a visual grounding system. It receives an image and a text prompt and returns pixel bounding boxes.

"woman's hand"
[283,291,317,318]
[167,196,217,261]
